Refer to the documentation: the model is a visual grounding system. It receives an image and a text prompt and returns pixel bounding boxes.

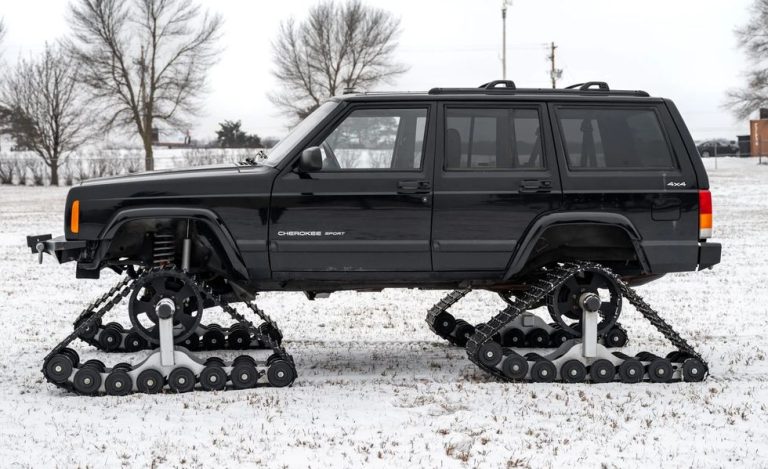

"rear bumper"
[698,241,721,270]
[26,234,85,264]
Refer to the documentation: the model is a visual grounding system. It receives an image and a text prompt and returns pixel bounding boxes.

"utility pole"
[548,41,563,89]
[502,1,511,79]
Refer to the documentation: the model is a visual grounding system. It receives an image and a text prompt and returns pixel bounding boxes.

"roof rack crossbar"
[565,81,610,91]
[479,80,516,90]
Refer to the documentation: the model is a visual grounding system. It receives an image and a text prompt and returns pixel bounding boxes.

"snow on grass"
[0,157,766,468]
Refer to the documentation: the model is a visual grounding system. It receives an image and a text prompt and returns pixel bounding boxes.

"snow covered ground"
[0,157,766,468]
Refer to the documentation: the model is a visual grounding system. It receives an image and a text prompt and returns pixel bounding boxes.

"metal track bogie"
[43,266,296,395]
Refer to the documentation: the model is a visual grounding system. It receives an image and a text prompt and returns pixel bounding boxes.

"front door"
[269,103,435,273]
[431,102,562,271]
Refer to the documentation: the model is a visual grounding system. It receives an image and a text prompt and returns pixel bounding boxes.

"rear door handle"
[398,180,431,194]
[519,179,552,193]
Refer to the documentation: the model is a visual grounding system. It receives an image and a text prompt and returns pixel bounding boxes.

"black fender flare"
[503,212,649,279]
[90,207,249,280]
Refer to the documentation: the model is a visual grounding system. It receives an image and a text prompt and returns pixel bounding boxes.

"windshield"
[263,101,339,167]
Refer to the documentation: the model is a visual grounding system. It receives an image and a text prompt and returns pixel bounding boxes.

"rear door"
[549,102,700,273]
[431,101,561,271]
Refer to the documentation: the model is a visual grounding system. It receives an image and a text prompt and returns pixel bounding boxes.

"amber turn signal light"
[70,200,80,234]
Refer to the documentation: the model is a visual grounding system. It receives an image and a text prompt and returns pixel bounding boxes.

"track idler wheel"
[682,358,707,382]
[44,354,74,384]
[267,360,295,387]
[433,312,456,336]
[477,342,503,368]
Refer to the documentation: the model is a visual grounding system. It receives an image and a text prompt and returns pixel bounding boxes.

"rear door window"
[556,107,676,170]
[444,107,544,170]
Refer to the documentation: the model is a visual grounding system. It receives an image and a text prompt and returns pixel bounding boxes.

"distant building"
[749,109,768,156]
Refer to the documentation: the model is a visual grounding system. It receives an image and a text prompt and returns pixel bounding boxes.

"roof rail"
[428,80,649,97]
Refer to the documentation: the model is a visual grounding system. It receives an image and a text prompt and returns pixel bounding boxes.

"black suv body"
[30,82,721,296]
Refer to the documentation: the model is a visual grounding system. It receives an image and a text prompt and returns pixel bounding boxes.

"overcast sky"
[0,0,755,142]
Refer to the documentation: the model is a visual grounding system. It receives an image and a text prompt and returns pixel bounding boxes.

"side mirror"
[298,146,323,172]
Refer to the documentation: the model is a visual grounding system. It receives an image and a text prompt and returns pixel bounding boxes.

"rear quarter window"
[556,107,676,170]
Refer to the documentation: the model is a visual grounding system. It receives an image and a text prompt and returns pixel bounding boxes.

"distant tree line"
[0,0,406,184]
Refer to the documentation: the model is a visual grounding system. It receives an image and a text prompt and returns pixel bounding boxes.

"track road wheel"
[233,355,257,367]
[501,353,528,380]
[204,357,226,368]
[453,320,475,347]
[231,363,259,389]
[227,325,251,349]
[200,365,227,391]
[478,342,503,368]
[267,360,294,387]
[561,360,587,383]
[549,330,570,347]
[168,367,196,393]
[137,369,165,394]
[59,348,80,367]
[648,359,673,383]
[73,367,102,395]
[502,328,525,347]
[589,359,615,383]
[617,359,644,383]
[526,328,549,347]
[530,359,556,383]
[124,331,147,352]
[98,325,122,352]
[433,312,456,336]
[45,354,74,384]
[604,327,628,348]
[682,358,707,382]
[181,333,200,351]
[203,329,226,350]
[105,370,132,396]
[82,359,106,373]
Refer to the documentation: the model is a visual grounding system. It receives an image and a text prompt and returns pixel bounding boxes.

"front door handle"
[398,180,431,194]
[519,179,552,193]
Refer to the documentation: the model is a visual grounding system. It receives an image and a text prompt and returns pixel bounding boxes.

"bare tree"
[271,0,407,120]
[0,18,6,47]
[727,0,768,118]
[0,43,91,185]
[66,0,222,171]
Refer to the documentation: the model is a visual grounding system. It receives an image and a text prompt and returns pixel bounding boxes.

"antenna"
[501,0,512,80]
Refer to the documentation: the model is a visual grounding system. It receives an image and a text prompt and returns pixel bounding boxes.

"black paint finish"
[52,89,720,292]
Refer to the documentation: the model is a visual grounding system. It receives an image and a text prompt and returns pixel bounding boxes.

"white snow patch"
[0,157,766,467]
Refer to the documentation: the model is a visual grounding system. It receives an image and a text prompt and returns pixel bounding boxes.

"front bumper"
[26,234,85,264]
[698,241,722,270]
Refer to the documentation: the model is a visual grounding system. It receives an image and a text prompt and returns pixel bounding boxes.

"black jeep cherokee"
[30,81,721,394]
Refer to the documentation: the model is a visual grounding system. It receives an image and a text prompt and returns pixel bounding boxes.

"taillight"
[699,190,712,239]
[70,200,80,234]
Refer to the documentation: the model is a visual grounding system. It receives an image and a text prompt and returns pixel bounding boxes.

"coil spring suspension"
[153,233,175,266]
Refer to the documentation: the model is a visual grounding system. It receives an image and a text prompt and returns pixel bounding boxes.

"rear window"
[556,107,675,170]
[444,107,544,170]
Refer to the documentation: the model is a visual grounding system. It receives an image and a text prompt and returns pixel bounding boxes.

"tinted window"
[320,108,427,171]
[557,107,675,170]
[444,108,544,170]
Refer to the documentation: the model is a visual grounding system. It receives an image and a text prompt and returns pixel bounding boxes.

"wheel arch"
[503,212,650,279]
[87,207,249,280]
